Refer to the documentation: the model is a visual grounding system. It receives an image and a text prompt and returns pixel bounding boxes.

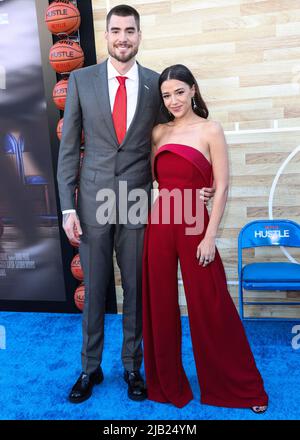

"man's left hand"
[199,187,215,205]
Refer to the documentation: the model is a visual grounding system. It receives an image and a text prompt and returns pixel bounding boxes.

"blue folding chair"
[238,219,300,321]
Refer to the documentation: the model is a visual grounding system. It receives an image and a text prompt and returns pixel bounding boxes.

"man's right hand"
[63,212,82,245]
[199,186,216,205]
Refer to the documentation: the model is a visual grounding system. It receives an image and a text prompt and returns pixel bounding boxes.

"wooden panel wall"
[91,0,300,318]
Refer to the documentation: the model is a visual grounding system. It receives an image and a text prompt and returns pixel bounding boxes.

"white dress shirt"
[107,57,139,130]
[62,59,139,214]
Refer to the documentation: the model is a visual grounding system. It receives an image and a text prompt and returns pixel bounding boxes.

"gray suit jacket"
[57,60,164,228]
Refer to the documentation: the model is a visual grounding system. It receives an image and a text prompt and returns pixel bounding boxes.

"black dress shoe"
[124,370,147,401]
[68,368,104,403]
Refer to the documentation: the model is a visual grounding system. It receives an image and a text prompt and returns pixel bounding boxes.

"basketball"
[49,40,84,73]
[74,283,85,311]
[52,78,68,110]
[56,117,64,140]
[71,253,84,281]
[57,117,84,143]
[45,1,81,35]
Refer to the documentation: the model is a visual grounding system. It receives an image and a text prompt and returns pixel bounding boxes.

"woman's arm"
[150,124,163,182]
[197,121,229,266]
[205,121,229,237]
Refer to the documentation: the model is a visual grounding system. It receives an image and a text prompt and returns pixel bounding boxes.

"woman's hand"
[196,235,216,267]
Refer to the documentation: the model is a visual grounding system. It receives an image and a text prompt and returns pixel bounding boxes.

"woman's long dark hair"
[158,64,209,121]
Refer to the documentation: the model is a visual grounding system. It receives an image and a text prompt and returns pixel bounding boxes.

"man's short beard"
[108,46,138,63]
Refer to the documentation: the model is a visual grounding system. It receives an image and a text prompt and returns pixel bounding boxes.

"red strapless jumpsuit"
[142,144,268,409]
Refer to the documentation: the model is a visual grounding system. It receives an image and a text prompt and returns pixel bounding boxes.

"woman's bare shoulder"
[152,123,169,144]
[204,120,224,136]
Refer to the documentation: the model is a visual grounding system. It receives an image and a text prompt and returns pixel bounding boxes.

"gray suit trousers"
[79,222,145,374]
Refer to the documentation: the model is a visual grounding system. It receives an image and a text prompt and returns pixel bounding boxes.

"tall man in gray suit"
[57,4,160,403]
[57,4,213,404]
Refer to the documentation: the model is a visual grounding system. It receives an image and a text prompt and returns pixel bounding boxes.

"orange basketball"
[71,253,83,281]
[56,117,64,140]
[74,283,85,311]
[49,40,84,73]
[52,78,68,110]
[57,117,84,143]
[45,1,81,35]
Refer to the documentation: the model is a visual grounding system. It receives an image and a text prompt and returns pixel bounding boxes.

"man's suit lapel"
[119,62,151,148]
[92,60,119,147]
[92,60,152,149]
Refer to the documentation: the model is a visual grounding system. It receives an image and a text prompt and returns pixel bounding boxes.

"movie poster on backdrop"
[0,0,65,301]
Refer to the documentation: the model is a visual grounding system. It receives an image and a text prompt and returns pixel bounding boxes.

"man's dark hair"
[106,4,140,31]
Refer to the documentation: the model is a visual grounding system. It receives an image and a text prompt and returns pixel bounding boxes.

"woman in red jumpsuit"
[142,64,268,413]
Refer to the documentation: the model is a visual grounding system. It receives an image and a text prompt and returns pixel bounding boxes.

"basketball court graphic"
[268,143,300,264]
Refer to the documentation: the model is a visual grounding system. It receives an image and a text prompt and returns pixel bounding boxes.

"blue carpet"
[0,311,299,420]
